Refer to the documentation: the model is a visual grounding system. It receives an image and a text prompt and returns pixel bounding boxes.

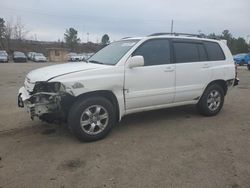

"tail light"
[233,62,239,86]
[235,63,238,78]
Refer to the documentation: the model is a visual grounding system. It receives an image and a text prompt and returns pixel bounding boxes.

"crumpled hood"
[27,62,105,83]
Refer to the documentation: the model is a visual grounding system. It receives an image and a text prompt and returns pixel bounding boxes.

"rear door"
[173,40,212,102]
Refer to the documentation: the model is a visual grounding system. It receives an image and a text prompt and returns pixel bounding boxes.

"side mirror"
[127,55,144,68]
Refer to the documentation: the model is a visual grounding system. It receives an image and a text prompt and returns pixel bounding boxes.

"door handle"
[164,67,175,72]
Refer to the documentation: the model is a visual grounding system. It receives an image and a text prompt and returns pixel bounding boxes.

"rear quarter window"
[204,41,225,61]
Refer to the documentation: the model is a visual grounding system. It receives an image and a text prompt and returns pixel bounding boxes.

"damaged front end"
[18,81,74,121]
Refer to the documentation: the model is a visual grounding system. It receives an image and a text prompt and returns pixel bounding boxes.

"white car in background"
[80,53,94,61]
[18,33,238,142]
[33,53,47,62]
[67,53,78,62]
[68,53,94,62]
[27,52,36,60]
[0,50,8,62]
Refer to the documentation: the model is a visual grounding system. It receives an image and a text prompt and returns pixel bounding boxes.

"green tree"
[0,18,5,39]
[101,34,110,45]
[221,30,232,41]
[207,33,219,39]
[232,37,249,54]
[64,28,80,50]
[207,30,249,54]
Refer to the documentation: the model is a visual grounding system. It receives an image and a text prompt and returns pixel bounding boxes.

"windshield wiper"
[88,60,104,64]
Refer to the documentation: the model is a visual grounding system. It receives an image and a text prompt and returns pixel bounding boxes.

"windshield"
[88,40,139,65]
[0,52,6,56]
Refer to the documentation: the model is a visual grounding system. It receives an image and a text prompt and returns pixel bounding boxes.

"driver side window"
[133,39,171,66]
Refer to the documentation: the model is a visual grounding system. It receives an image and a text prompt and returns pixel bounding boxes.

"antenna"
[171,20,174,34]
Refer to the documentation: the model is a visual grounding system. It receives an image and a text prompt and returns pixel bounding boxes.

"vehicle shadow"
[119,105,198,127]
[3,105,200,142]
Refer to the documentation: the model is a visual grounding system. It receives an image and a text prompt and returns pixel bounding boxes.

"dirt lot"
[0,63,249,188]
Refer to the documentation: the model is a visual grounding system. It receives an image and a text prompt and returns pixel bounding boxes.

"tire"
[197,84,225,116]
[239,61,245,66]
[247,66,250,70]
[68,96,116,142]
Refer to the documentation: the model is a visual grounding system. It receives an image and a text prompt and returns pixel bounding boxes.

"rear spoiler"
[220,39,227,45]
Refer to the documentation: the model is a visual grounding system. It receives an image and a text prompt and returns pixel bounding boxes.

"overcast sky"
[1,0,250,42]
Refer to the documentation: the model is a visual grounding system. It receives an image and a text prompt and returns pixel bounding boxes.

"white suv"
[18,33,238,141]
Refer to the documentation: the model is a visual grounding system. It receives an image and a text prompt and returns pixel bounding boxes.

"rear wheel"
[197,84,225,116]
[68,96,115,142]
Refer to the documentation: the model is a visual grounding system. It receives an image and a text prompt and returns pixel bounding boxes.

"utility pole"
[87,32,89,43]
[82,25,84,43]
[171,20,174,34]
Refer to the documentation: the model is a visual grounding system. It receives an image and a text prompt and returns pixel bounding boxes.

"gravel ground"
[0,63,249,188]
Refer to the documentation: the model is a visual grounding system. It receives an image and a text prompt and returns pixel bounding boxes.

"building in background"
[47,48,68,62]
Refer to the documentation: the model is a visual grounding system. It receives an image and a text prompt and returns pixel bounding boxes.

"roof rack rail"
[148,32,204,38]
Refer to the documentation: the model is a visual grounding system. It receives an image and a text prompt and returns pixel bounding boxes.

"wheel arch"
[75,90,120,121]
[204,79,228,96]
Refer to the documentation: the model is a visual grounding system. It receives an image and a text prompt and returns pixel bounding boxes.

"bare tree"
[4,20,14,50]
[13,17,28,40]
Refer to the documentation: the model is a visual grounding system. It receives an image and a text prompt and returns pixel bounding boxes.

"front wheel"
[68,96,116,142]
[197,84,225,116]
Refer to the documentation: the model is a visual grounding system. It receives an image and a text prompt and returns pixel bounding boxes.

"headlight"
[33,82,65,93]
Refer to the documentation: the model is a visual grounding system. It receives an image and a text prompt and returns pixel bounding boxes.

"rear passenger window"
[133,39,171,66]
[173,42,199,63]
[197,44,208,61]
[204,41,225,61]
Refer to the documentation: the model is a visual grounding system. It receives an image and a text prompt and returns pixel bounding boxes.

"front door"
[124,39,175,111]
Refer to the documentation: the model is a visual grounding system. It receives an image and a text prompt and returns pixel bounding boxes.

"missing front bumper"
[18,87,62,119]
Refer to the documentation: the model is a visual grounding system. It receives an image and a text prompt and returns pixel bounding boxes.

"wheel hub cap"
[207,90,221,111]
[80,105,109,135]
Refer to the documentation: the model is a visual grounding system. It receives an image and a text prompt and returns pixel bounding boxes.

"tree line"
[0,17,29,50]
[0,17,249,54]
[0,17,110,52]
[202,30,249,54]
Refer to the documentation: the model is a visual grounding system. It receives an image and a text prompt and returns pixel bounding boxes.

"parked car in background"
[0,50,8,63]
[67,53,77,62]
[27,52,36,60]
[33,53,47,62]
[13,51,27,62]
[233,53,250,66]
[31,53,37,61]
[68,53,94,62]
[72,54,83,61]
[78,53,95,61]
[247,61,250,70]
[77,54,86,61]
